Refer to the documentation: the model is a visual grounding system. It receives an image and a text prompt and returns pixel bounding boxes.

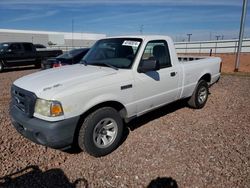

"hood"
[14,64,117,96]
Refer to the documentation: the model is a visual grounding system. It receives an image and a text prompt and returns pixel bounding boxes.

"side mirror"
[138,58,160,73]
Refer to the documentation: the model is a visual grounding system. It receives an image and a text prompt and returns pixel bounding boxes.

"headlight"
[35,99,64,117]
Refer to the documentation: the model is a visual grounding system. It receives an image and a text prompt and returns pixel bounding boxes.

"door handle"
[170,72,176,77]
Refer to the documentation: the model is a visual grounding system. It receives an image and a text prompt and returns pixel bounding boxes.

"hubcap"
[93,118,118,148]
[198,86,207,104]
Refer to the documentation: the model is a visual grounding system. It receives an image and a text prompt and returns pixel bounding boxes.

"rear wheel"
[78,107,123,157]
[34,63,41,69]
[188,80,209,109]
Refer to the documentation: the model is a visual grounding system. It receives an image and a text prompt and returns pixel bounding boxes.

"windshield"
[82,38,142,69]
[58,48,85,59]
[0,43,10,52]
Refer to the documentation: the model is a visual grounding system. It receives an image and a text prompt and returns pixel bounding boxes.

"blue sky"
[0,0,249,41]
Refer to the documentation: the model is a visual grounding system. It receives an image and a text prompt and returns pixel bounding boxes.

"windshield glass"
[58,49,84,59]
[82,38,142,69]
[0,43,10,52]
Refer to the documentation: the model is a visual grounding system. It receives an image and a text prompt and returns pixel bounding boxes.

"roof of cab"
[105,35,172,41]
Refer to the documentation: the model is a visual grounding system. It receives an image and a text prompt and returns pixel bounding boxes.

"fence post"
[234,40,238,54]
[209,49,212,56]
[215,41,217,55]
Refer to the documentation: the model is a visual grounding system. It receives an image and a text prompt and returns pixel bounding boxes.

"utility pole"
[221,35,224,40]
[235,0,248,72]
[72,19,74,48]
[187,33,192,42]
[215,35,220,54]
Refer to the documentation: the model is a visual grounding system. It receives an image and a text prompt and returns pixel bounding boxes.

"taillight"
[53,63,62,68]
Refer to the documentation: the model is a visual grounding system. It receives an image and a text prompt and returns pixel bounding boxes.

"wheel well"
[77,101,127,128]
[199,74,211,83]
[84,101,126,118]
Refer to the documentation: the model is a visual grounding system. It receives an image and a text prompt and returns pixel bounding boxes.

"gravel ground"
[0,68,250,188]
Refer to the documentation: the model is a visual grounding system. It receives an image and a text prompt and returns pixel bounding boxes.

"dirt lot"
[217,53,250,73]
[0,68,250,188]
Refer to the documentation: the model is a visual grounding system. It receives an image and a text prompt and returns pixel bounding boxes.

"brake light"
[53,63,62,68]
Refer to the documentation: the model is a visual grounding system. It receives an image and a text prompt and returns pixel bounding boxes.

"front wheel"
[188,80,209,109]
[78,107,123,157]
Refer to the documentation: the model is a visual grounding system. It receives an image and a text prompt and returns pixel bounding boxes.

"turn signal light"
[50,103,63,117]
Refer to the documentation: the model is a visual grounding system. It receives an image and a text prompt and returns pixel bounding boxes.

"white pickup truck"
[10,36,221,157]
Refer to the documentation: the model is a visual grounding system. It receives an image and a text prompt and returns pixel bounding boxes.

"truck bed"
[37,49,62,59]
[178,55,208,62]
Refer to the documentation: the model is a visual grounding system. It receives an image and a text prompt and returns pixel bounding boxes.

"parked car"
[10,36,221,157]
[41,48,90,69]
[0,42,62,72]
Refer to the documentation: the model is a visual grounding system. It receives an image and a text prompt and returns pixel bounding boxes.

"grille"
[11,85,37,117]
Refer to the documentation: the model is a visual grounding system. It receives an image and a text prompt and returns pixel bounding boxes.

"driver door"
[134,40,180,115]
[5,43,25,67]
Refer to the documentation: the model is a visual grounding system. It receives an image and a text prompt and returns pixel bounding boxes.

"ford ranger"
[10,36,221,157]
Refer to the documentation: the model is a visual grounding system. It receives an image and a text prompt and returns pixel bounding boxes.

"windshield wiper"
[90,62,119,70]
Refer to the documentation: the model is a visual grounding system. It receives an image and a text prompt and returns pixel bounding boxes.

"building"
[0,29,106,49]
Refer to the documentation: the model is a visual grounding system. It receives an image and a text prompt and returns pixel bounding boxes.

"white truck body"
[14,36,221,121]
[10,35,221,156]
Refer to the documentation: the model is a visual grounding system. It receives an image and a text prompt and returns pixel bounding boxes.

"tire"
[188,80,209,109]
[78,107,123,157]
[35,63,41,69]
[0,60,4,72]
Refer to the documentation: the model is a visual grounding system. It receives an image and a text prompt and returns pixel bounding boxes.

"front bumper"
[10,105,80,149]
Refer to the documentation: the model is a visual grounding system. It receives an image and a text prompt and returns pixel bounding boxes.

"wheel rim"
[93,118,118,148]
[198,86,207,104]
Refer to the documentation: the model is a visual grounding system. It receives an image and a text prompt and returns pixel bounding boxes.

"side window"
[141,40,171,69]
[23,43,33,52]
[9,43,22,52]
